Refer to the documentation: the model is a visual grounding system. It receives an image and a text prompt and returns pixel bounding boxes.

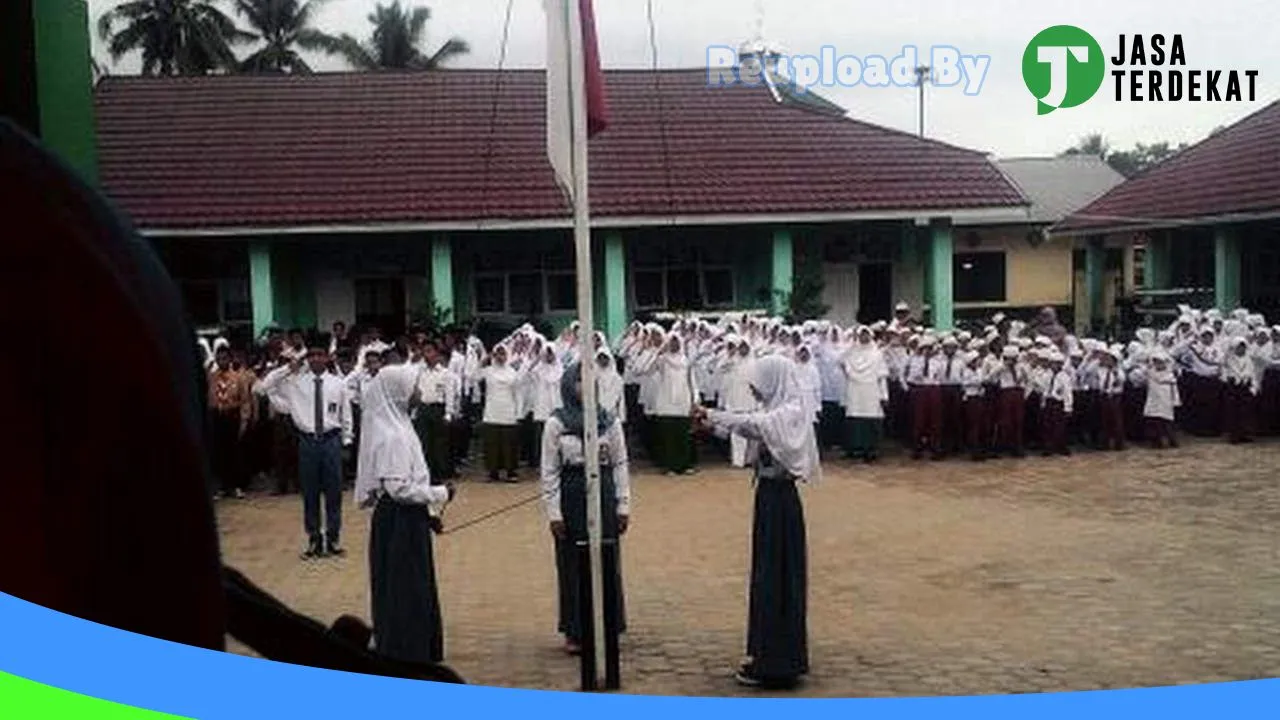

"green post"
[603,231,627,341]
[32,0,97,181]
[249,242,275,338]
[431,234,455,323]
[771,228,794,316]
[1085,236,1105,331]
[1144,233,1171,290]
[1214,226,1241,311]
[929,219,954,330]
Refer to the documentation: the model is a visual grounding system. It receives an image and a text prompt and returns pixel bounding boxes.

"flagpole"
[565,0,609,690]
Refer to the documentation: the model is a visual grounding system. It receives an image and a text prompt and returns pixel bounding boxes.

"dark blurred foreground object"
[0,119,462,685]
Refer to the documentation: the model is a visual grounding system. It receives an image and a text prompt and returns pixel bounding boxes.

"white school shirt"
[1097,366,1125,396]
[937,351,965,386]
[960,366,986,399]
[649,352,698,417]
[795,360,822,421]
[257,366,353,442]
[990,362,1026,391]
[1183,342,1223,378]
[1045,369,1074,414]
[415,364,460,420]
[529,361,565,422]
[480,363,527,425]
[540,417,632,523]
[1144,370,1181,420]
[842,345,889,419]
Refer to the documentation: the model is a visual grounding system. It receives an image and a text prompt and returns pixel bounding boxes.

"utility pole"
[915,65,931,137]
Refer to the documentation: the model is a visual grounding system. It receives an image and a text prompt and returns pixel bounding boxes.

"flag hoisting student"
[545,0,613,690]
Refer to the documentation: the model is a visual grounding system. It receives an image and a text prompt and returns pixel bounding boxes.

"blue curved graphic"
[0,591,1276,719]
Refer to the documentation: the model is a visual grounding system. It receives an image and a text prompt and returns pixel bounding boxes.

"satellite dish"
[1026,228,1048,248]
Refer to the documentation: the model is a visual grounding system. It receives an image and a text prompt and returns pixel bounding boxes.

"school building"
[91,62,1153,341]
[1054,99,1280,324]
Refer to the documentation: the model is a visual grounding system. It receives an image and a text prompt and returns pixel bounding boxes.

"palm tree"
[98,0,252,76]
[324,2,469,71]
[233,0,337,74]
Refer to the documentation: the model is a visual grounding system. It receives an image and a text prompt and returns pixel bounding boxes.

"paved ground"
[217,440,1280,697]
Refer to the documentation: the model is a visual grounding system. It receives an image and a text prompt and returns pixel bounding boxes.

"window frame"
[952,250,1008,304]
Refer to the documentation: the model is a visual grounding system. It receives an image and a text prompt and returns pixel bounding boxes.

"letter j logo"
[1023,25,1105,115]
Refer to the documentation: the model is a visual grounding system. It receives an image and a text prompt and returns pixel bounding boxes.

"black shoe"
[325,538,346,557]
[302,537,325,560]
[488,471,500,482]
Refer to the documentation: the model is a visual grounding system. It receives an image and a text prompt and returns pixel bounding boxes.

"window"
[704,269,735,307]
[181,281,221,327]
[221,278,251,323]
[473,271,577,316]
[630,237,736,310]
[546,273,577,312]
[475,276,506,314]
[953,252,1006,303]
[633,270,665,310]
[508,272,544,316]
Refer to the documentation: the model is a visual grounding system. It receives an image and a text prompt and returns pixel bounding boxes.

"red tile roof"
[1056,99,1280,234]
[94,69,1026,232]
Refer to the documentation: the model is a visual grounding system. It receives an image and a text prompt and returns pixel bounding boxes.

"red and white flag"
[545,0,609,199]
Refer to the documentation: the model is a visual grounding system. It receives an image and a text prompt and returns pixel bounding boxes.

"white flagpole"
[564,0,608,687]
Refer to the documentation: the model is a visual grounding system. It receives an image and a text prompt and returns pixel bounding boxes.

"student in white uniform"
[529,344,566,467]
[257,344,354,559]
[794,345,823,435]
[1144,351,1181,449]
[479,344,528,482]
[693,356,818,690]
[841,326,889,463]
[541,362,631,656]
[413,343,460,481]
[354,350,456,665]
[633,333,699,475]
[719,337,757,468]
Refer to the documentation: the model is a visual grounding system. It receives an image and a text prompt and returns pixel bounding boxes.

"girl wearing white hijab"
[479,344,528,482]
[632,333,699,475]
[1143,351,1181,449]
[719,337,757,467]
[1221,336,1258,444]
[354,352,456,665]
[840,326,889,462]
[528,345,565,466]
[694,355,817,690]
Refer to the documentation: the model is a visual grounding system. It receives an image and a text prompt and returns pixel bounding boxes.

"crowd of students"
[202,303,1280,506]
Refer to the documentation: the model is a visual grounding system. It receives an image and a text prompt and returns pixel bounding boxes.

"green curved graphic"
[0,671,188,719]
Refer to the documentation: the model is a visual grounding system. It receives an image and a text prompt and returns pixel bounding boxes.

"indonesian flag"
[545,0,609,200]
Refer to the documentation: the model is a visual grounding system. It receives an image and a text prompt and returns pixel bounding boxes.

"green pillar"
[249,241,275,337]
[603,231,627,341]
[1144,233,1171,290]
[32,0,97,181]
[431,234,455,323]
[1085,236,1106,331]
[1214,226,1241,311]
[771,228,794,316]
[929,219,954,330]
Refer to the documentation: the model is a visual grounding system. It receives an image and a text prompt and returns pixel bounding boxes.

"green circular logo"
[1022,25,1106,115]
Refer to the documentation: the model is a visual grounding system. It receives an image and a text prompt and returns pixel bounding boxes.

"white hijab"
[747,356,822,484]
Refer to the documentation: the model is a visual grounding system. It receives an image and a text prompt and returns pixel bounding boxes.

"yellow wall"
[953,226,1074,309]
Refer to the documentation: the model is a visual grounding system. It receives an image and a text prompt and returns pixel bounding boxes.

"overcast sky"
[88,0,1277,157]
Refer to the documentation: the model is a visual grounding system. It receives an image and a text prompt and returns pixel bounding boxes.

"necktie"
[946,358,953,381]
[314,375,325,436]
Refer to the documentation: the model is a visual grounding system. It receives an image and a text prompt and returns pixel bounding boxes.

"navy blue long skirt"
[370,496,443,664]
[746,475,809,681]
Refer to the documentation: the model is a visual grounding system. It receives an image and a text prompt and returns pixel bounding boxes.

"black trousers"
[747,475,808,682]
[210,409,245,495]
[298,431,343,543]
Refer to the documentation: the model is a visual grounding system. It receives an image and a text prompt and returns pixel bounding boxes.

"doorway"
[857,263,892,324]
[355,278,406,338]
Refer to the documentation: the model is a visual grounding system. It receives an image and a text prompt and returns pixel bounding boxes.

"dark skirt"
[845,417,882,458]
[819,401,844,450]
[747,476,808,681]
[554,466,626,641]
[651,415,695,473]
[482,423,519,473]
[370,496,443,664]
